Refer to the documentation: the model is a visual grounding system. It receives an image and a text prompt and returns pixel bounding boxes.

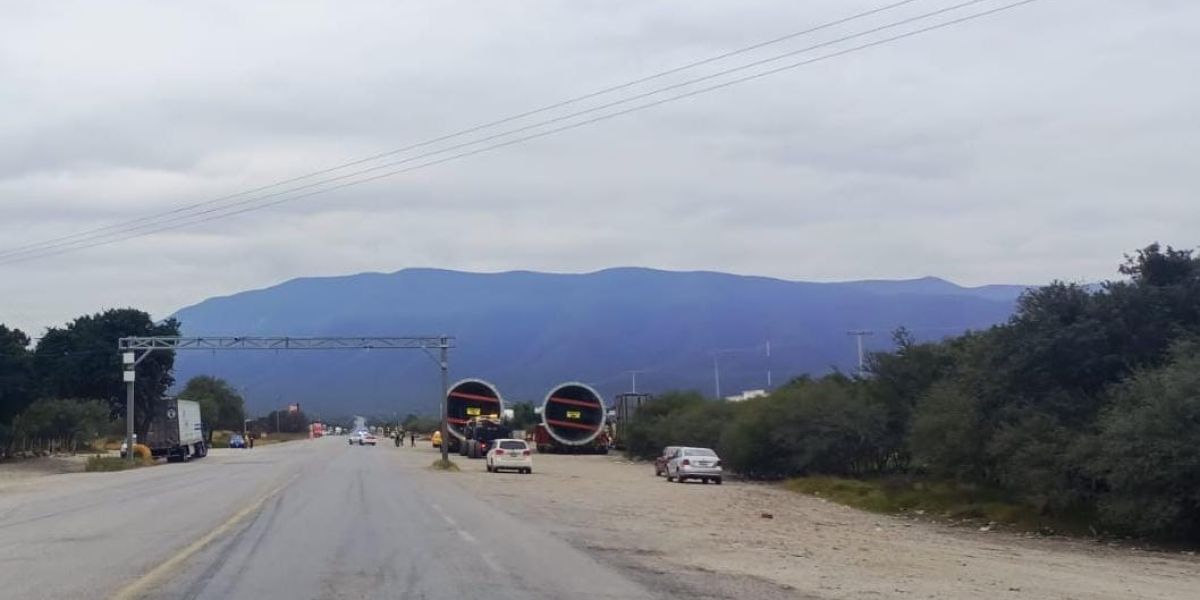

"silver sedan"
[665,447,723,484]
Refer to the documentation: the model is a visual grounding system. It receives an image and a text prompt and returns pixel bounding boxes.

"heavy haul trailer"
[535,382,609,454]
[143,398,207,462]
[443,378,505,454]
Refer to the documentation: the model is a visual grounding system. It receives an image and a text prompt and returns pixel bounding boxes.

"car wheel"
[524,468,532,475]
[675,474,686,483]
[486,463,493,473]
[666,472,674,482]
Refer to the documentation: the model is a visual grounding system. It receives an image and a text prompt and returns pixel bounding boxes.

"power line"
[0,0,1045,266]
[0,0,927,261]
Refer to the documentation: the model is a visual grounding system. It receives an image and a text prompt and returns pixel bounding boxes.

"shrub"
[1087,341,1200,538]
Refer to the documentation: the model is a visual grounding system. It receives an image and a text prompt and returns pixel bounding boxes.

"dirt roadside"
[424,447,1199,600]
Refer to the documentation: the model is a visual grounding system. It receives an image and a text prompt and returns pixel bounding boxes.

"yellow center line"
[110,473,300,600]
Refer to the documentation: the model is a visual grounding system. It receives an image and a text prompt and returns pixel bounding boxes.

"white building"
[724,389,768,402]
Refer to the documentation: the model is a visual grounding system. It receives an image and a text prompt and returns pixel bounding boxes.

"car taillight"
[681,459,691,466]
[522,449,531,456]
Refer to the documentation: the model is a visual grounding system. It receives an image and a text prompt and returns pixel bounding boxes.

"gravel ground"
[430,447,1200,600]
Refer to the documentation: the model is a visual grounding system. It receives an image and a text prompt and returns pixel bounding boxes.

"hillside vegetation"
[627,244,1200,541]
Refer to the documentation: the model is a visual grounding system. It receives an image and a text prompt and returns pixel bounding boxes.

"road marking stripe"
[110,474,299,600]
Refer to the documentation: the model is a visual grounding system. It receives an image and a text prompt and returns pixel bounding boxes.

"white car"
[666,447,723,484]
[486,439,532,474]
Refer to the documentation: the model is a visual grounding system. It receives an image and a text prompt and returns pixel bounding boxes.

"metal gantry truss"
[118,335,456,462]
[118,336,454,351]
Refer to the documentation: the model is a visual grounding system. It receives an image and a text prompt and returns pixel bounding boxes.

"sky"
[2,0,1198,335]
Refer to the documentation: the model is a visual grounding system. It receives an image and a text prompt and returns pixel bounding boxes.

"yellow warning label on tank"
[466,407,481,416]
[566,410,582,419]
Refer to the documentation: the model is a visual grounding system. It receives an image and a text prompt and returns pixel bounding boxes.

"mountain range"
[171,268,1029,416]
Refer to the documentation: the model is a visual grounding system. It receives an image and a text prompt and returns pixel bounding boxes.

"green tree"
[32,309,179,438]
[178,375,246,439]
[13,398,110,452]
[1088,341,1200,538]
[722,376,885,478]
[508,402,538,431]
[0,325,35,426]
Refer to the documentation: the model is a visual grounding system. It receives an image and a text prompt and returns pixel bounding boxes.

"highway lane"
[0,438,659,600]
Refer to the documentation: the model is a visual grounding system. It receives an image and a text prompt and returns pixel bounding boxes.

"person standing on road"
[410,431,416,447]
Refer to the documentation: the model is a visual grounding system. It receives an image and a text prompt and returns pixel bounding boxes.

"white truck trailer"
[143,398,207,462]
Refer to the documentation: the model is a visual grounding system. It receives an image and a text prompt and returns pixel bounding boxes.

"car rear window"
[685,448,717,457]
[499,441,526,450]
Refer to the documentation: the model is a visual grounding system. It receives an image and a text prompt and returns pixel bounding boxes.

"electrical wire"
[0,0,927,260]
[0,0,1045,266]
[0,0,1003,265]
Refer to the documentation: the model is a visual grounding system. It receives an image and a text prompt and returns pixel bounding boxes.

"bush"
[722,377,886,479]
[623,391,714,459]
[86,455,151,471]
[1087,341,1200,538]
[909,382,987,480]
[13,398,111,452]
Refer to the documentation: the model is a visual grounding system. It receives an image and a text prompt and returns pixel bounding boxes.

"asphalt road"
[0,438,660,600]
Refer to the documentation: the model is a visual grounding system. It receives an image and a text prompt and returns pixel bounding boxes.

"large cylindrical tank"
[445,379,505,441]
[540,382,606,446]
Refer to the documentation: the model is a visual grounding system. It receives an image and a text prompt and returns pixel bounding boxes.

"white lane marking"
[480,552,504,574]
[433,503,499,572]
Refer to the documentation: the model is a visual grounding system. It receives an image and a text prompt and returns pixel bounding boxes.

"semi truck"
[443,378,505,454]
[143,398,207,462]
[458,415,513,459]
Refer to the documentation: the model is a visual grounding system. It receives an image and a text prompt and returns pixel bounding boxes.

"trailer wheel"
[523,468,532,475]
[666,473,674,482]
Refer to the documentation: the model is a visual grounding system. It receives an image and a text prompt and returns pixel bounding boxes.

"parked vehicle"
[121,398,207,463]
[229,434,246,449]
[486,439,532,474]
[349,431,363,445]
[460,415,512,459]
[359,432,378,446]
[654,446,681,477]
[665,447,723,484]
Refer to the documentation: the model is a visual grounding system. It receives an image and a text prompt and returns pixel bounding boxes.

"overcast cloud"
[2,0,1198,335]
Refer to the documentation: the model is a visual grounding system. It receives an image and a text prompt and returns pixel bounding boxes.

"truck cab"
[460,415,512,459]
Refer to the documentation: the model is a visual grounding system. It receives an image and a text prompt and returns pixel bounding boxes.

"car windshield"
[499,441,526,450]
[684,448,717,457]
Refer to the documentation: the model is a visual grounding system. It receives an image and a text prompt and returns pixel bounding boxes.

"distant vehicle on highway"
[665,447,722,484]
[654,446,681,477]
[486,439,532,474]
[229,434,246,449]
[351,431,377,446]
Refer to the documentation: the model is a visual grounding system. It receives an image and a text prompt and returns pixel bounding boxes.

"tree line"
[625,244,1200,541]
[0,308,256,454]
[1,309,179,456]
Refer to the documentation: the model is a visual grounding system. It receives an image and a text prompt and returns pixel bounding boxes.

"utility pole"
[846,330,875,377]
[624,370,647,393]
[712,354,722,400]
[439,335,450,463]
[765,339,772,390]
